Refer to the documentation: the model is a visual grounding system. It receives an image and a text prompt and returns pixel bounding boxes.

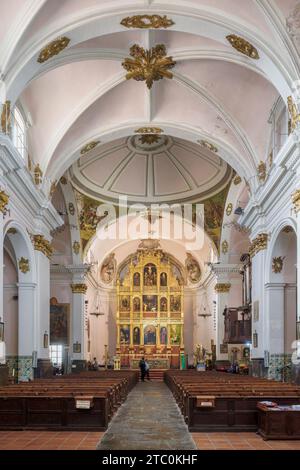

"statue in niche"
[160,297,167,312]
[144,325,156,345]
[185,253,201,284]
[133,327,140,345]
[160,326,168,345]
[100,253,116,284]
[160,272,167,286]
[170,295,181,312]
[133,297,140,311]
[133,272,140,286]
[144,264,157,286]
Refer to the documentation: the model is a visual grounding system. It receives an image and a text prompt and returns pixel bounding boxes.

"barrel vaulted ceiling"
[1,0,300,197]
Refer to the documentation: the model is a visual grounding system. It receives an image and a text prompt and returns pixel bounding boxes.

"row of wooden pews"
[0,370,138,431]
[164,370,300,432]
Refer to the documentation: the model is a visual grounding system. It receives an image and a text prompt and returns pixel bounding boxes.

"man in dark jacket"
[139,357,146,382]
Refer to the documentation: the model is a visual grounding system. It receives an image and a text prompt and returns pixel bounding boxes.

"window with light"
[12,107,27,160]
[49,344,63,367]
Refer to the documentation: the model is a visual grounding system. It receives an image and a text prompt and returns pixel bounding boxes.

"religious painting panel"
[120,325,130,344]
[133,326,140,345]
[120,296,130,311]
[144,263,157,286]
[170,324,181,344]
[133,272,140,286]
[160,297,168,312]
[160,326,168,345]
[170,295,181,312]
[133,297,140,312]
[160,272,167,286]
[144,325,156,345]
[143,295,157,312]
[50,302,70,345]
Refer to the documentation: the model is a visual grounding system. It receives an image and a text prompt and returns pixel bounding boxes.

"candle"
[12,368,15,377]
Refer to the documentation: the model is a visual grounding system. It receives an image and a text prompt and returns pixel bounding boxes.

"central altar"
[116,241,184,369]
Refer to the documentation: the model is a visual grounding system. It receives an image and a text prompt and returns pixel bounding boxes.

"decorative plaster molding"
[215,283,231,293]
[80,141,100,155]
[209,263,242,275]
[292,189,300,213]
[226,35,259,59]
[71,283,87,294]
[37,37,70,63]
[18,257,30,273]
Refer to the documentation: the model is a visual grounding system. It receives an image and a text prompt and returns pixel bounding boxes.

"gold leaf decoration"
[71,283,87,294]
[80,141,100,155]
[222,240,229,254]
[198,140,218,153]
[0,190,9,213]
[73,241,80,255]
[38,37,70,63]
[226,34,259,59]
[233,175,242,185]
[226,203,233,216]
[215,283,231,293]
[287,96,300,133]
[257,161,266,182]
[135,127,163,134]
[60,176,67,185]
[1,101,11,134]
[292,190,300,213]
[249,233,268,258]
[18,257,30,274]
[33,235,53,259]
[34,164,43,185]
[121,15,174,29]
[272,256,284,274]
[122,44,176,89]
[139,134,160,145]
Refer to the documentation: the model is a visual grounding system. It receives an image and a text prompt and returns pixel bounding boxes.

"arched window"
[12,107,27,160]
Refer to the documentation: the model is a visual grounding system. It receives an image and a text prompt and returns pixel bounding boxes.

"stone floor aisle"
[97,382,197,450]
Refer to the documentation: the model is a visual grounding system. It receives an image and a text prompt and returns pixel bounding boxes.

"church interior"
[1,0,300,453]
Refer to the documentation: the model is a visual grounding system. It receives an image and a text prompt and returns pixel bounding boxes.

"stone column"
[33,235,53,377]
[17,282,36,381]
[0,191,9,381]
[215,283,231,361]
[68,264,90,372]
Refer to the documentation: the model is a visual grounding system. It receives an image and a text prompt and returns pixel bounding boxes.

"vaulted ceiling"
[1,0,300,197]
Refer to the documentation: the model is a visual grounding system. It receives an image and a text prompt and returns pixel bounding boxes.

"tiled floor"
[0,431,104,450]
[192,432,300,450]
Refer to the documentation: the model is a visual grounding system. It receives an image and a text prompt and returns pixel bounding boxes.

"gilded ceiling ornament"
[71,283,88,294]
[60,176,67,185]
[226,203,233,216]
[121,14,174,29]
[249,233,268,258]
[139,134,160,145]
[198,140,218,153]
[215,283,231,293]
[222,240,229,254]
[135,127,163,134]
[34,164,43,185]
[7,228,17,234]
[101,253,116,284]
[226,34,259,59]
[257,161,267,182]
[185,253,201,284]
[80,141,100,155]
[233,175,242,185]
[18,257,30,274]
[122,44,176,89]
[272,256,285,274]
[287,96,300,133]
[33,235,53,259]
[37,37,70,63]
[1,100,11,134]
[73,241,80,255]
[292,189,300,213]
[268,150,273,168]
[68,203,75,216]
[0,190,9,213]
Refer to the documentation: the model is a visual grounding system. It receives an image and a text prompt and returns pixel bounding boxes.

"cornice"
[210,263,243,275]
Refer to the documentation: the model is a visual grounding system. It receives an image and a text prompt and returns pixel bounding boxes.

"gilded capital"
[33,235,53,259]
[215,283,231,293]
[0,190,9,213]
[71,283,87,294]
